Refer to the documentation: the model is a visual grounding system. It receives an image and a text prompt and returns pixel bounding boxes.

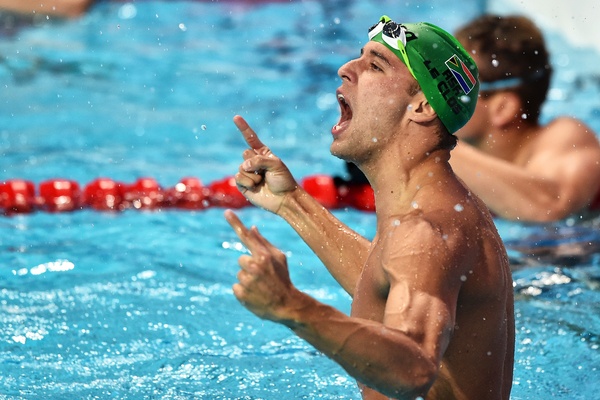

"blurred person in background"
[450,14,600,222]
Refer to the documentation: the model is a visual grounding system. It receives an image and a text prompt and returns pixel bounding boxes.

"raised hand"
[233,115,299,214]
[225,209,300,322]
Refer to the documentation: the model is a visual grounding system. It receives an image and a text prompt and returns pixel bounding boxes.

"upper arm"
[379,219,465,363]
[527,119,600,215]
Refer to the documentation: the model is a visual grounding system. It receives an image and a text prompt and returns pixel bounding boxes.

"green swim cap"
[368,15,479,133]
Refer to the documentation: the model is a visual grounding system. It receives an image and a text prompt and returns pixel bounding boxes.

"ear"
[407,92,437,124]
[487,91,522,127]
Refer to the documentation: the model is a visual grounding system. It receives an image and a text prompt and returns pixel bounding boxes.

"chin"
[330,137,350,158]
[329,144,345,160]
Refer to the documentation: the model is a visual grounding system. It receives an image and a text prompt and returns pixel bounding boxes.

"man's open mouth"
[334,93,352,132]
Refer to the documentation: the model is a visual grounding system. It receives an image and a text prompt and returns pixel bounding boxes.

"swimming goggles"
[479,77,524,92]
[479,70,547,92]
[368,15,417,79]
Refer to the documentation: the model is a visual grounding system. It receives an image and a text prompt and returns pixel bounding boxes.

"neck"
[361,146,453,215]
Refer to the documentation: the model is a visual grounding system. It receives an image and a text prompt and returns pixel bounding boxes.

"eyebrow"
[361,47,393,66]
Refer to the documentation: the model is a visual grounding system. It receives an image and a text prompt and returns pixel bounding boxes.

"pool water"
[1,1,600,399]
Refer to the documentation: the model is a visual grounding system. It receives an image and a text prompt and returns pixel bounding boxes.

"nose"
[337,58,357,82]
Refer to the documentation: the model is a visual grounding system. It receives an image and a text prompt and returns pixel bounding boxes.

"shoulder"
[375,210,500,299]
[523,117,600,163]
[377,214,441,259]
[377,208,481,265]
[542,117,599,145]
[379,213,444,245]
[376,215,451,279]
[547,116,591,130]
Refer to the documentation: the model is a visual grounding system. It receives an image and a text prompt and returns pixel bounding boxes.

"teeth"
[337,94,345,102]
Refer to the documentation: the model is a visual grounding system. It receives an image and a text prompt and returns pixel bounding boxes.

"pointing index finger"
[224,209,261,254]
[233,115,266,151]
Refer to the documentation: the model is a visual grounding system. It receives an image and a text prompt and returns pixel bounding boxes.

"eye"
[371,63,383,72]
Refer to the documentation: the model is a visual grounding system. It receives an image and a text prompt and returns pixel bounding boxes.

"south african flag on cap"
[445,54,477,94]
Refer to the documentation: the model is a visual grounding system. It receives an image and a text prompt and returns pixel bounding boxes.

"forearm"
[451,144,567,221]
[283,292,436,399]
[0,0,92,17]
[278,187,370,295]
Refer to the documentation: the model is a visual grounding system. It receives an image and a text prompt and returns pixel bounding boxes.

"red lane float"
[39,179,81,212]
[0,175,376,216]
[301,175,339,209]
[207,176,248,209]
[0,179,36,214]
[301,174,375,211]
[123,177,163,210]
[83,178,125,211]
[164,177,207,210]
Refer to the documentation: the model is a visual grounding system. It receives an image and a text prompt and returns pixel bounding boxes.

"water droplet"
[460,275,467,282]
[411,201,419,209]
[201,125,207,130]
[460,95,470,104]
[392,219,401,226]
[118,3,137,19]
[491,59,499,68]
[454,203,464,212]
[521,113,527,120]
[179,23,187,31]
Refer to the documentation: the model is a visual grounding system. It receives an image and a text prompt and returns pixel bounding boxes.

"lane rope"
[0,175,376,215]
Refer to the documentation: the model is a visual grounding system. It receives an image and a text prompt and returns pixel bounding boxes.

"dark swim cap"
[369,15,479,133]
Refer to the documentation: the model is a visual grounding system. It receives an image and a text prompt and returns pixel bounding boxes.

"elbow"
[512,208,567,223]
[532,209,572,223]
[524,200,581,223]
[62,1,94,18]
[373,358,438,399]
[408,360,439,398]
[498,197,580,223]
[42,0,94,18]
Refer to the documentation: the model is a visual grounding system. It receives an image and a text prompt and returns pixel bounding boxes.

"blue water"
[1,1,599,399]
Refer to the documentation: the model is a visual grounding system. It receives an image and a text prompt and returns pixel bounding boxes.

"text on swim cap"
[424,58,471,116]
